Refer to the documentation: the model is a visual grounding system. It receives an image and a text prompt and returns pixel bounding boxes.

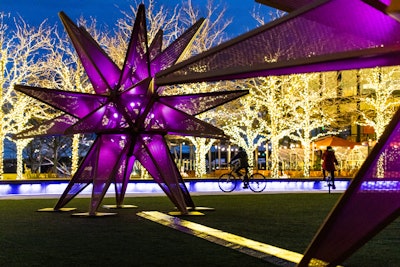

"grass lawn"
[0,193,399,266]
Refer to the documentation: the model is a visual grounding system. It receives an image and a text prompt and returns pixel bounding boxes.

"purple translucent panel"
[15,114,78,139]
[116,78,152,122]
[148,30,163,61]
[134,143,175,200]
[381,0,391,5]
[258,0,315,11]
[159,90,248,116]
[59,12,120,94]
[119,4,149,90]
[89,134,131,213]
[119,77,152,95]
[150,19,205,77]
[114,155,136,206]
[134,134,190,211]
[15,85,107,118]
[251,49,400,78]
[65,103,128,134]
[55,134,130,212]
[299,106,400,266]
[156,0,400,85]
[54,136,102,209]
[145,102,226,138]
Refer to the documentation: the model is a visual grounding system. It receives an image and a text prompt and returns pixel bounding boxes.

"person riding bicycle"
[230,147,250,188]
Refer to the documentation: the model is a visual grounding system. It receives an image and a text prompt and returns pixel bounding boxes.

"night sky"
[1,0,275,38]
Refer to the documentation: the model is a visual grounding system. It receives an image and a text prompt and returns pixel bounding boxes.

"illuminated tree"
[0,14,55,179]
[357,66,400,140]
[355,67,400,178]
[187,135,216,177]
[286,73,336,177]
[217,93,267,173]
[248,76,293,178]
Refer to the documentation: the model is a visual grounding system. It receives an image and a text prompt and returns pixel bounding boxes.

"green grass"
[0,193,398,266]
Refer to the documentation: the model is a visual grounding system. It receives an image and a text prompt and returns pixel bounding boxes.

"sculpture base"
[71,212,117,217]
[37,207,76,212]
[102,204,138,209]
[168,211,204,216]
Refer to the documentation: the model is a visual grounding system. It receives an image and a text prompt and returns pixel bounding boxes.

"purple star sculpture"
[15,4,247,215]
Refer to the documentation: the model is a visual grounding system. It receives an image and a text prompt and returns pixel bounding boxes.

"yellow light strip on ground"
[137,211,303,267]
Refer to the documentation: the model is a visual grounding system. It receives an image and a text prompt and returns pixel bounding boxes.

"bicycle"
[324,174,336,194]
[218,166,267,193]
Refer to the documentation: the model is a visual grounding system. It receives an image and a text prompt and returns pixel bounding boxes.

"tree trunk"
[194,138,215,178]
[15,139,32,180]
[16,140,24,179]
[270,137,280,178]
[71,134,80,175]
[302,139,311,178]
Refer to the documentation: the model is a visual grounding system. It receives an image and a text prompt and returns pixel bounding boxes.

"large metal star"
[15,4,247,215]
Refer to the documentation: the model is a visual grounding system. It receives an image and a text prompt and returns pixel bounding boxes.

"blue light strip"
[0,179,351,197]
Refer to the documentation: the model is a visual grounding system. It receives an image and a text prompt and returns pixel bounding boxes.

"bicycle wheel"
[218,173,237,192]
[248,172,267,192]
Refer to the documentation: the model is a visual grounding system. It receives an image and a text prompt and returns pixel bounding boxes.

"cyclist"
[230,147,249,188]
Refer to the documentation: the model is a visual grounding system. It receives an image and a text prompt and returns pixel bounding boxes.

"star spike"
[59,12,120,94]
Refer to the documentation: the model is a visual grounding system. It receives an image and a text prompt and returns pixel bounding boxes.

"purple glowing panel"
[16,4,244,214]
[299,106,400,266]
[134,134,192,210]
[150,19,205,76]
[90,134,130,213]
[114,155,136,206]
[15,85,107,118]
[54,136,103,209]
[59,12,120,94]
[133,143,174,199]
[116,78,152,123]
[65,103,128,135]
[148,30,163,61]
[185,48,400,83]
[156,0,400,85]
[55,134,130,213]
[159,90,248,116]
[15,114,78,139]
[256,0,315,12]
[119,4,149,90]
[146,102,226,138]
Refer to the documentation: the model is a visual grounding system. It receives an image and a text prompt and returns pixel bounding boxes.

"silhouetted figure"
[322,146,338,189]
[230,147,249,188]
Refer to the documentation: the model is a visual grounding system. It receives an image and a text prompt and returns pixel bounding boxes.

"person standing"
[322,146,338,189]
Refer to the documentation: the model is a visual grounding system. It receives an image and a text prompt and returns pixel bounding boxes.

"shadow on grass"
[0,193,398,266]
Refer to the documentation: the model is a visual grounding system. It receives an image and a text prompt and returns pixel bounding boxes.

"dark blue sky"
[1,0,274,38]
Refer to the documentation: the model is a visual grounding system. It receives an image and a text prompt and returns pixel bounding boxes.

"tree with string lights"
[248,76,293,178]
[0,14,56,179]
[217,92,267,174]
[357,66,400,141]
[356,67,400,178]
[286,73,336,177]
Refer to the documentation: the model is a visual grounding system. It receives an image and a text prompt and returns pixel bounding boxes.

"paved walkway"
[138,211,302,267]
